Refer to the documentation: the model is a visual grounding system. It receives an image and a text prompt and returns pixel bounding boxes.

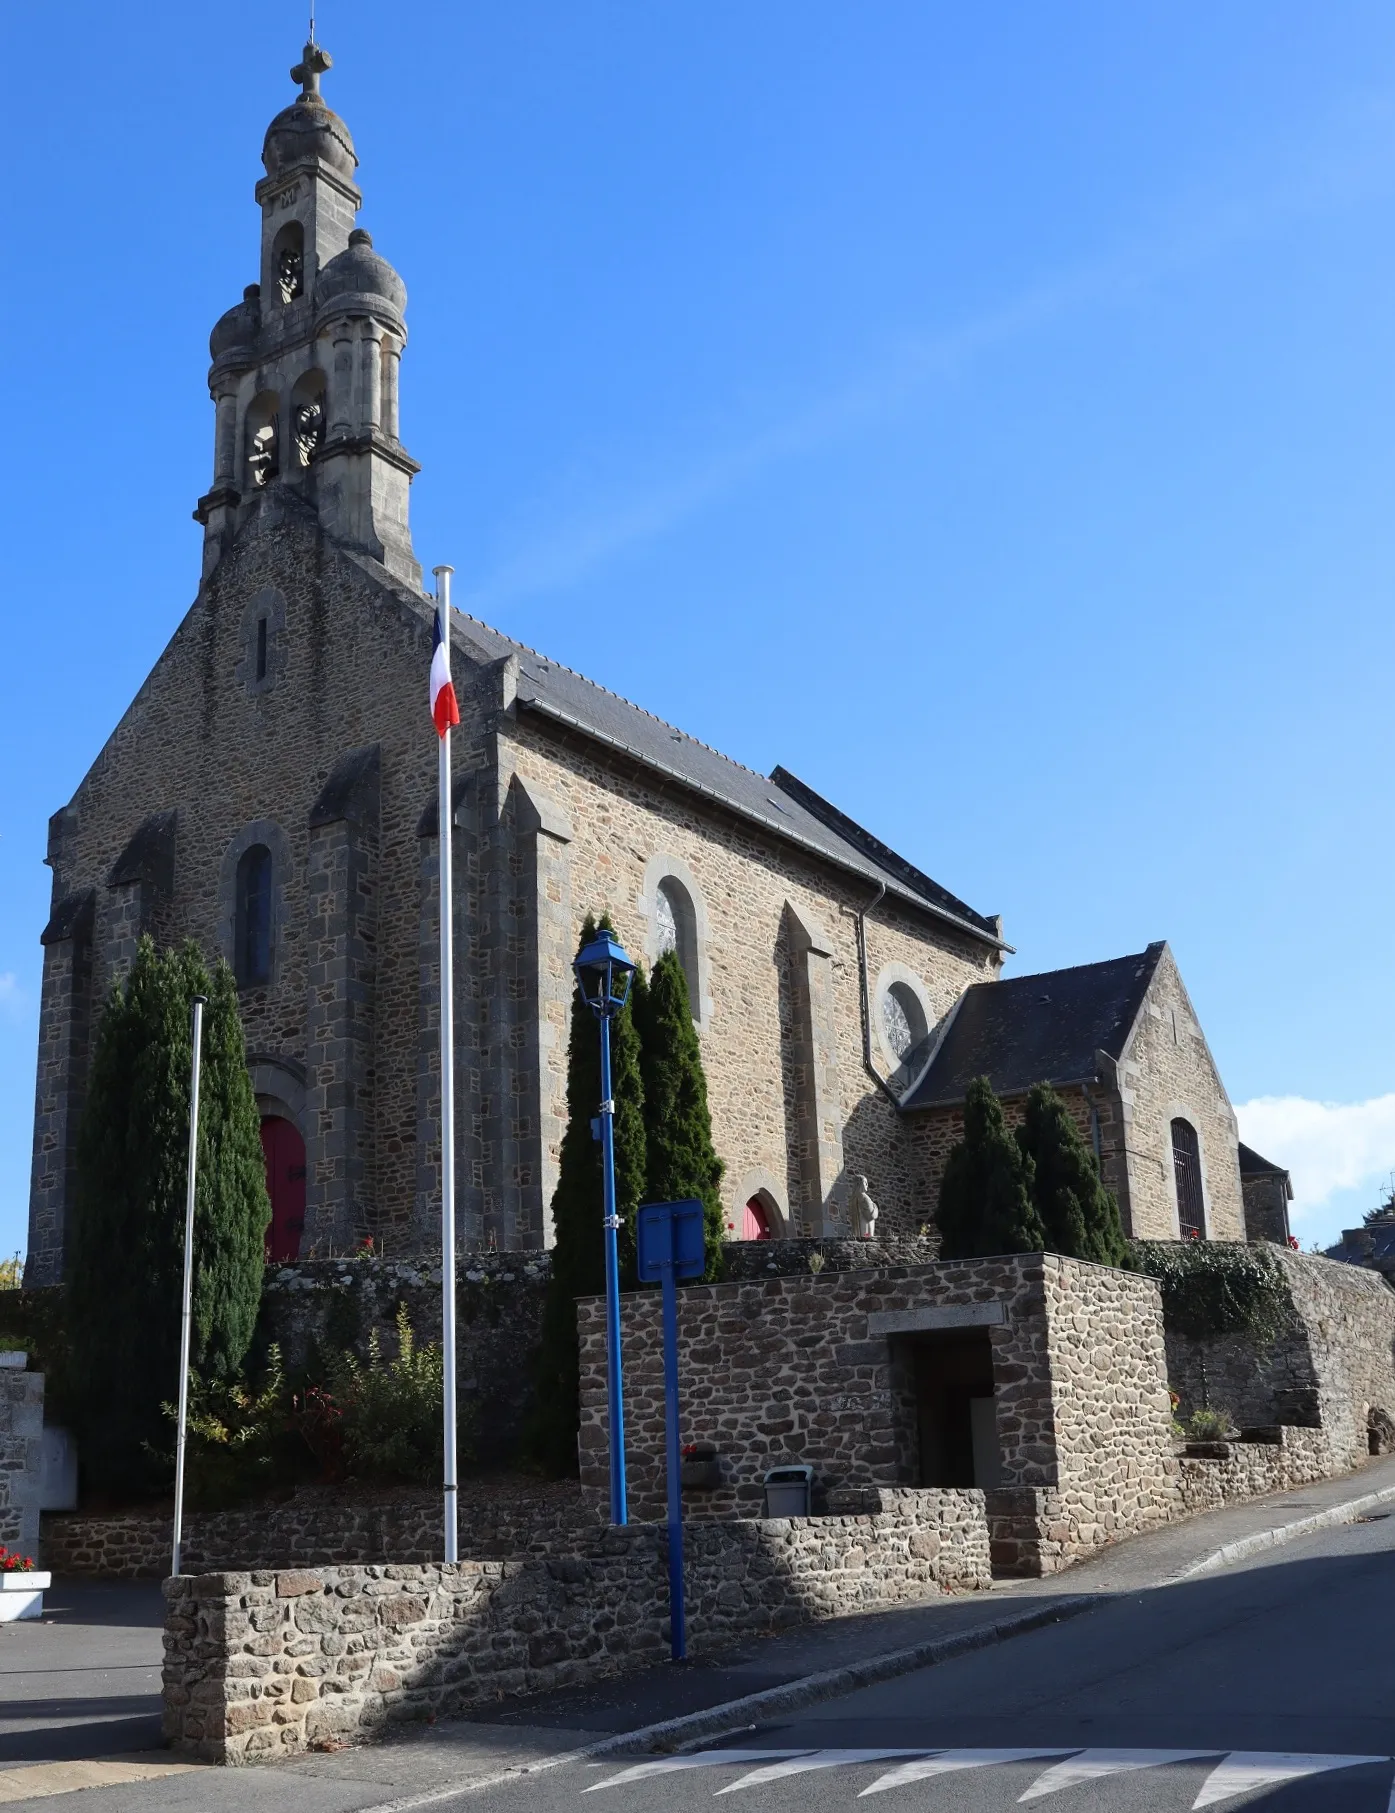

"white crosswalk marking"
[1018,1751,1217,1801]
[584,1751,814,1790]
[1192,1752,1389,1807]
[715,1752,936,1793]
[588,1744,1395,1803]
[858,1750,1077,1796]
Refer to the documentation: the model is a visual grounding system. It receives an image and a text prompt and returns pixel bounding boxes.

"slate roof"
[900,943,1166,1111]
[1238,1143,1290,1180]
[448,610,1003,947]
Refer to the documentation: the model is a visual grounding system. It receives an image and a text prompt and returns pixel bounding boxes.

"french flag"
[430,608,460,738]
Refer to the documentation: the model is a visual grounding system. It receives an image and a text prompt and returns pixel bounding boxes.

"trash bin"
[763,1464,813,1518]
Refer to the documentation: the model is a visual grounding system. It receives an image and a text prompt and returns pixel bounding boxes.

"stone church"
[24,43,1284,1287]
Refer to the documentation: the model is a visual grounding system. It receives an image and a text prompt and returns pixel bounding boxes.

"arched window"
[1171,1118,1206,1239]
[654,875,700,1016]
[236,844,273,985]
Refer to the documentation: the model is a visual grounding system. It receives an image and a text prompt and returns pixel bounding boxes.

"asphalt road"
[463,1511,1395,1813]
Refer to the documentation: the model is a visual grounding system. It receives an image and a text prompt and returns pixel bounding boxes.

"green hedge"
[1133,1240,1293,1344]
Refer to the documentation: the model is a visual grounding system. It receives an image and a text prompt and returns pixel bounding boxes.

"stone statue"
[848,1175,878,1240]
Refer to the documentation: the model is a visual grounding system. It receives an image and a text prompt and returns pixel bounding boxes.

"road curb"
[1173,1481,1395,1579]
[584,1594,1100,1759]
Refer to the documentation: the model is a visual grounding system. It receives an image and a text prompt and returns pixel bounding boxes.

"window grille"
[1171,1117,1205,1239]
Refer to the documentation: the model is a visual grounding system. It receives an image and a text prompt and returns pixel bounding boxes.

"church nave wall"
[498,723,996,1243]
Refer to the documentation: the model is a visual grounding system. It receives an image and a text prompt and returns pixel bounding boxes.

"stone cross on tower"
[291,41,332,101]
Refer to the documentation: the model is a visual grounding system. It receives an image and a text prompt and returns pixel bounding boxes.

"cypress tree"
[1016,1082,1135,1269]
[68,938,268,1495]
[935,1075,1045,1261]
[634,948,725,1280]
[525,916,646,1476]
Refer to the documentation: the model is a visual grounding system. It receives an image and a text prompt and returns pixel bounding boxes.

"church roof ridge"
[449,606,773,779]
[445,602,1004,947]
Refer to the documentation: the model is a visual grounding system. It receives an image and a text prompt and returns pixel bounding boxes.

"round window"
[881,981,928,1064]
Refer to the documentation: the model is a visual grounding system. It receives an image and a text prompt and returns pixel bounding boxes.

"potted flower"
[0,1548,51,1622]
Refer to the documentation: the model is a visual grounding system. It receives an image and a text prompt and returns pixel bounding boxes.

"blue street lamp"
[573,925,637,1526]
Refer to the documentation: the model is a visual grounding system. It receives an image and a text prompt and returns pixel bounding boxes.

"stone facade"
[0,1368,43,1558]
[162,1497,990,1762]
[1112,948,1245,1240]
[579,1255,1179,1569]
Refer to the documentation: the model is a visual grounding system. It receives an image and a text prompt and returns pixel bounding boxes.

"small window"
[236,844,273,986]
[255,617,268,683]
[655,875,700,1016]
[1171,1118,1206,1239]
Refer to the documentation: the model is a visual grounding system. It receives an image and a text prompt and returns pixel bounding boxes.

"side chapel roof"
[447,609,1005,949]
[900,942,1167,1110]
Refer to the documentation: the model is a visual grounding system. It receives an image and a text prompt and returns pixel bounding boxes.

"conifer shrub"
[68,938,268,1496]
[935,1076,1045,1260]
[635,948,726,1281]
[1015,1082,1136,1269]
[525,916,647,1476]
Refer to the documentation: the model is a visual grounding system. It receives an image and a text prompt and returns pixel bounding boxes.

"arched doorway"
[741,1196,774,1241]
[260,1116,306,1261]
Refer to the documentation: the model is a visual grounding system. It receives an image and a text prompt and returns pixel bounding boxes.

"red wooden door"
[260,1117,306,1261]
[741,1196,773,1241]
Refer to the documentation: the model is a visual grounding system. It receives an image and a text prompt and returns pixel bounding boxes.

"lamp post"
[573,925,637,1527]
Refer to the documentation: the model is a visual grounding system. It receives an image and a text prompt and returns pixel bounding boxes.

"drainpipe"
[854,883,902,1107]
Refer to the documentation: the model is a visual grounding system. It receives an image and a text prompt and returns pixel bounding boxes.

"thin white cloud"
[1236,1094,1395,1227]
[0,974,19,1017]
[462,86,1395,615]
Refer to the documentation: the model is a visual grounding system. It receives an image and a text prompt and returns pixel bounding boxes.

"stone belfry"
[195,41,421,586]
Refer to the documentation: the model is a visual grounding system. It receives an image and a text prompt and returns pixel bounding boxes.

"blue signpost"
[636,1197,706,1661]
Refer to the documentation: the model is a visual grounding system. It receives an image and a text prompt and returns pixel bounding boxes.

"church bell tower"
[195,41,421,587]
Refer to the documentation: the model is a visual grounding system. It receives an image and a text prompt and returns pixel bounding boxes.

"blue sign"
[634,1198,707,1662]
[636,1198,706,1283]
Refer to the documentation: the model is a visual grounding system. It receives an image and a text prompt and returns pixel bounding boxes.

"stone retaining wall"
[44,1483,593,1579]
[580,1254,1177,1570]
[1176,1426,1333,1516]
[1164,1251,1395,1472]
[162,1493,991,1762]
[257,1255,550,1465]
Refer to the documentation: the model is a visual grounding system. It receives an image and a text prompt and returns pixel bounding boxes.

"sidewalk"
[3,1453,1393,1808]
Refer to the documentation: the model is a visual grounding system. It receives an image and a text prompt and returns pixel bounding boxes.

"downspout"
[855,882,902,1106]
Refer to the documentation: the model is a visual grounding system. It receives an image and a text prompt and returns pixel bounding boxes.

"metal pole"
[433,563,459,1567]
[598,1011,628,1525]
[171,994,207,1580]
[660,1253,686,1660]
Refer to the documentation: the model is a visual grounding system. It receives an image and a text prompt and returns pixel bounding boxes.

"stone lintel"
[868,1302,1007,1336]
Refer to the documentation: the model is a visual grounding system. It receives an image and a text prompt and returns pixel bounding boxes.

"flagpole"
[171,994,207,1581]
[433,563,459,1567]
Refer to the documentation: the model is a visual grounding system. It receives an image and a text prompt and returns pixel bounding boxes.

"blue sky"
[3,1,1394,1256]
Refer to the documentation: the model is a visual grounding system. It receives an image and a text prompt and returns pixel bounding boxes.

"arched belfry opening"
[273,220,305,304]
[245,392,280,489]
